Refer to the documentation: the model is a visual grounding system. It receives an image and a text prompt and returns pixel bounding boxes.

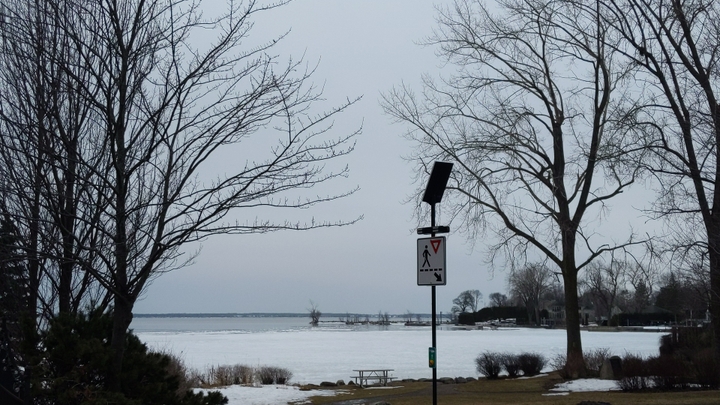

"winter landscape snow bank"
[137,326,662,404]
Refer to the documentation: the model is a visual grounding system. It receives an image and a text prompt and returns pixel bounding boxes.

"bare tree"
[376,311,390,325]
[599,0,720,358]
[471,290,483,312]
[508,263,553,326]
[451,289,482,314]
[679,261,712,314]
[582,260,627,321]
[308,301,321,326]
[0,2,110,399]
[451,291,472,315]
[383,0,642,377]
[1,0,360,393]
[468,289,484,312]
[488,292,509,307]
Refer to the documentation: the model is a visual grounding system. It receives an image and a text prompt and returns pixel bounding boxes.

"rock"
[455,377,467,384]
[600,356,622,380]
[336,379,345,386]
[465,376,477,382]
[320,381,337,387]
[599,359,612,379]
[439,377,456,384]
[347,380,355,386]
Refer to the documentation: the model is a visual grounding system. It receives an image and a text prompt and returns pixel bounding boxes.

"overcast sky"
[134,0,649,316]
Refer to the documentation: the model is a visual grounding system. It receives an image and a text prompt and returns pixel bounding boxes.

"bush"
[475,352,502,379]
[617,353,650,391]
[501,353,521,378]
[255,366,293,385]
[584,348,610,377]
[275,368,293,384]
[550,352,569,378]
[615,349,719,392]
[198,364,254,387]
[256,367,275,385]
[648,355,691,390]
[518,352,546,376]
[691,348,720,389]
[550,349,613,379]
[196,364,291,387]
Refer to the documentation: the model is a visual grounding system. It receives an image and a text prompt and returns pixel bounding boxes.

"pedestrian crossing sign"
[417,236,446,286]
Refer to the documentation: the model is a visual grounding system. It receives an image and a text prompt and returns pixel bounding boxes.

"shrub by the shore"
[476,351,546,378]
[475,351,503,379]
[551,347,611,378]
[192,364,293,387]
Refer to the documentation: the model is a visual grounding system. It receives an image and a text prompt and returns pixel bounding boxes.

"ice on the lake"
[137,326,661,384]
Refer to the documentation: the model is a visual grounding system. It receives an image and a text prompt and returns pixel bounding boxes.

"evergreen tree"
[35,311,227,405]
[0,217,26,404]
[632,280,651,313]
[655,273,684,317]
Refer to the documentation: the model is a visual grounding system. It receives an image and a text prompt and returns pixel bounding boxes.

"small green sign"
[429,347,436,368]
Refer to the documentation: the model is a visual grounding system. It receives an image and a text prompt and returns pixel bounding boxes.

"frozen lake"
[133,316,664,384]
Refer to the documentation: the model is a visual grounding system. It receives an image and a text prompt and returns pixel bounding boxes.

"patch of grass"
[304,372,720,405]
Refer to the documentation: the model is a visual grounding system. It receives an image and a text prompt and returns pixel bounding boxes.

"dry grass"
[302,372,720,405]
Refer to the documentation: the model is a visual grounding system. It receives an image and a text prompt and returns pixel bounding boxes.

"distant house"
[641,305,674,316]
[613,305,677,326]
[540,304,566,327]
[539,303,597,327]
[579,306,595,325]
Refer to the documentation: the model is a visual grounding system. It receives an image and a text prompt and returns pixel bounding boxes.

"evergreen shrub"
[35,311,227,405]
[691,348,719,389]
[648,355,691,390]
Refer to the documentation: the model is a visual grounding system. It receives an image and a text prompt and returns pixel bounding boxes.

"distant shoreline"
[134,312,434,318]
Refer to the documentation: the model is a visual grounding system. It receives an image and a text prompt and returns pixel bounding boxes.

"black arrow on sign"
[434,273,442,282]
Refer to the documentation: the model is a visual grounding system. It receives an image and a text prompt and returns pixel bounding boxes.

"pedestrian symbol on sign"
[422,245,431,267]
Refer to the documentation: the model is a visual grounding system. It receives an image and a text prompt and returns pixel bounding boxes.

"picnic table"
[351,369,396,387]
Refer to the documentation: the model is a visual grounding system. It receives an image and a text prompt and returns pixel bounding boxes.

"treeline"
[457,306,530,325]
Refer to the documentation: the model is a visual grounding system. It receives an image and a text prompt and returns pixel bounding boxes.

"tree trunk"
[58,143,77,314]
[707,224,720,367]
[108,295,133,392]
[563,268,586,378]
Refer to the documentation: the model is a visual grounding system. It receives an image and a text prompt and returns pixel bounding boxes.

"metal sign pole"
[431,203,437,405]
[418,161,452,405]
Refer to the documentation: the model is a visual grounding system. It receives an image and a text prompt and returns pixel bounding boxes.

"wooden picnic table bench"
[350,369,396,387]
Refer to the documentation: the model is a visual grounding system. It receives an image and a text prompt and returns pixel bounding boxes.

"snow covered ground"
[137,325,663,405]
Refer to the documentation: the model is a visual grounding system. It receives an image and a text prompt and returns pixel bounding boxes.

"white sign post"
[417,236,446,286]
